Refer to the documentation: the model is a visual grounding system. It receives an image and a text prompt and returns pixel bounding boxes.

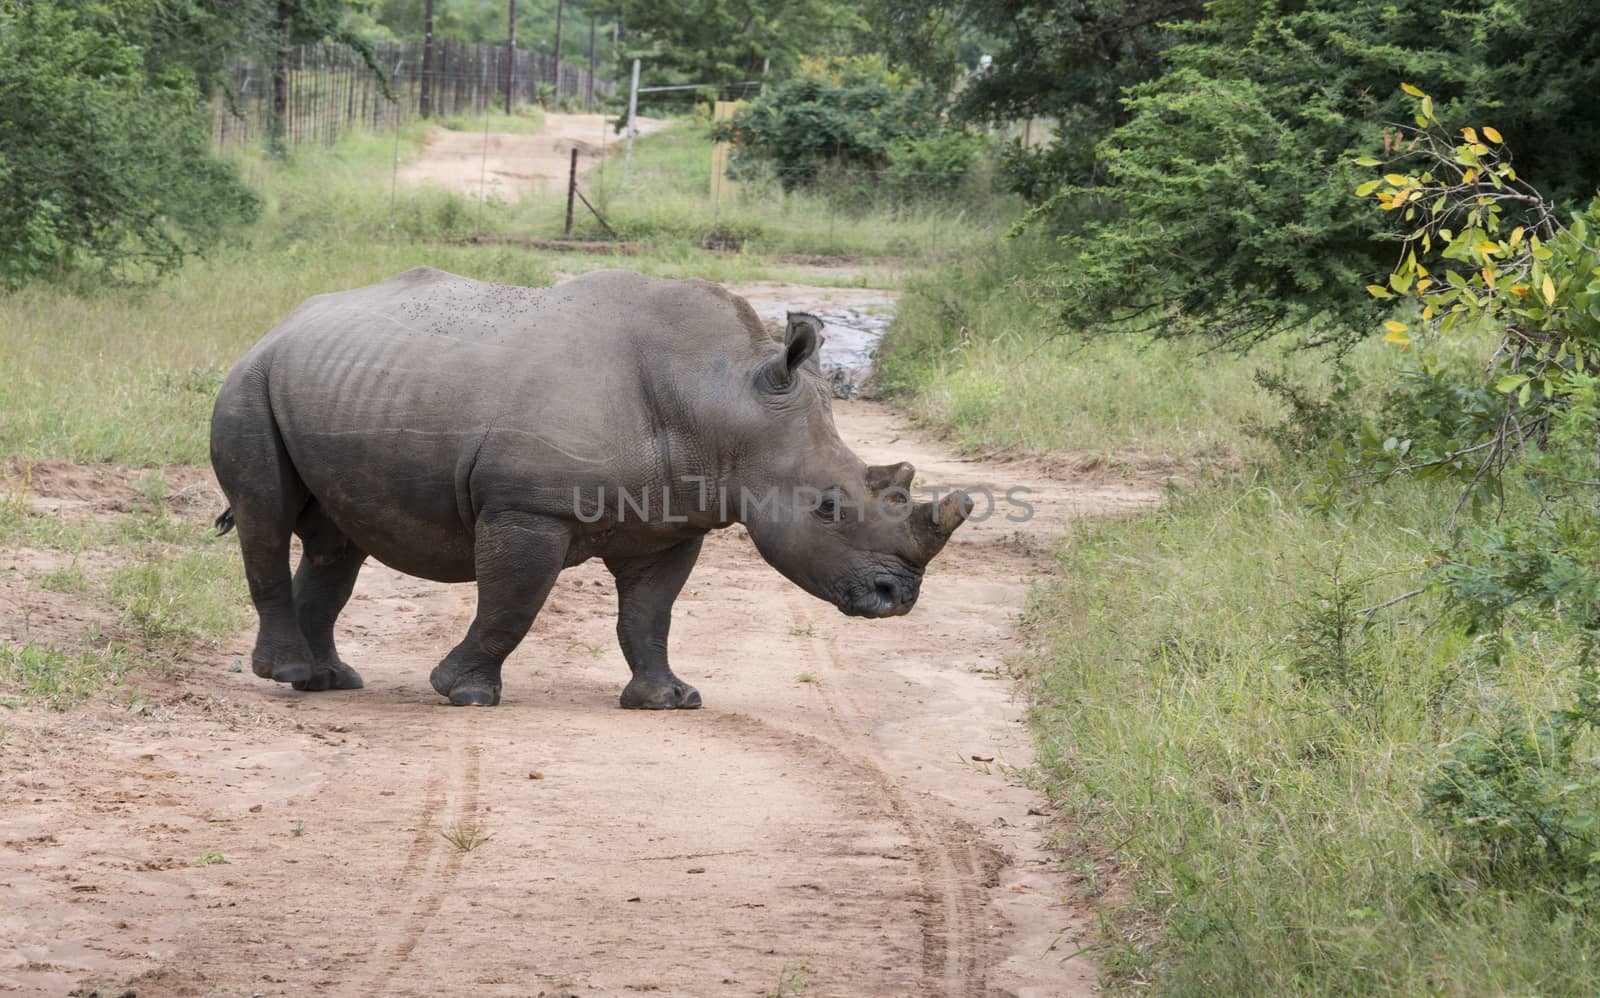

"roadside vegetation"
[874,0,1600,990]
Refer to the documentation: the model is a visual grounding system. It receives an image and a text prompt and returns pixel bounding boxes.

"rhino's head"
[734,313,971,618]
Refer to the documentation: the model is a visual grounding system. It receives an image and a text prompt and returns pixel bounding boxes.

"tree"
[1039,0,1600,346]
[0,2,259,285]
[866,0,1202,194]
[593,0,866,85]
[723,56,972,192]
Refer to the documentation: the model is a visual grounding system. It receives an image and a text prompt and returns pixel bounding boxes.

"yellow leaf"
[1510,226,1525,246]
[1416,278,1433,292]
[1474,240,1498,255]
[1462,168,1478,184]
[1383,320,1408,334]
[1422,305,1435,320]
[1461,127,1478,143]
[1401,82,1424,97]
[1355,179,1382,197]
[1366,284,1392,298]
[1385,330,1413,350]
[1483,126,1503,143]
[1482,266,1496,289]
[1383,173,1409,186]
[1422,96,1435,119]
[1542,274,1556,304]
[1471,142,1490,155]
[1510,284,1529,297]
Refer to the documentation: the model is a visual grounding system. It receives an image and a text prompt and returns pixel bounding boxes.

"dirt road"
[1,288,1163,996]
[397,112,669,201]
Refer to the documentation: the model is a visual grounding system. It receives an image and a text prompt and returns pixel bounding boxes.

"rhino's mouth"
[838,562,923,618]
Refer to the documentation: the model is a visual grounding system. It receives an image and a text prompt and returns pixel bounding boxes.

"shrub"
[1423,681,1600,905]
[884,130,992,199]
[0,2,259,286]
[715,57,967,192]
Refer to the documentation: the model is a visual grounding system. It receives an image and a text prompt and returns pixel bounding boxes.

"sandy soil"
[0,289,1165,997]
[397,113,669,202]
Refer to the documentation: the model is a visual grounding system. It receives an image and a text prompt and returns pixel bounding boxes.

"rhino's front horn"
[913,490,974,560]
[937,490,974,535]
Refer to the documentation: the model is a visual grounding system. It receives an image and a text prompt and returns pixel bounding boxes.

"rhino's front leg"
[430,510,570,707]
[605,535,704,710]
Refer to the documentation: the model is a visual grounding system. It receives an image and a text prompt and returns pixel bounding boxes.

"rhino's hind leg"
[430,511,570,707]
[290,506,368,693]
[606,536,704,710]
[214,405,316,686]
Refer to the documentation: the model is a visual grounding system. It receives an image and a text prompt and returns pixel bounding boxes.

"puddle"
[736,291,899,399]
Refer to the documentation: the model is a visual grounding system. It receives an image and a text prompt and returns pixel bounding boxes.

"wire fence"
[212,41,614,152]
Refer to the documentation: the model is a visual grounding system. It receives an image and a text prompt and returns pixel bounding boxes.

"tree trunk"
[419,0,437,117]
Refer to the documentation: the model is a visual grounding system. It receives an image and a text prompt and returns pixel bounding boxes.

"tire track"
[778,594,997,997]
[360,733,482,993]
[353,580,485,994]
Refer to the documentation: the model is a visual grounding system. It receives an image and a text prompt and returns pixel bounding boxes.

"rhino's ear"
[866,462,916,492]
[758,312,824,392]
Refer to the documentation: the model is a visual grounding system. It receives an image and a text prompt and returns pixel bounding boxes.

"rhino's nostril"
[874,579,897,608]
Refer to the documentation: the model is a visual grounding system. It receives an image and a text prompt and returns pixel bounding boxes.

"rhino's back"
[234,268,762,560]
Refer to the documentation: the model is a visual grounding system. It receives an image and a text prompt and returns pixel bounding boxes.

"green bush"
[1424,687,1600,905]
[1034,0,1600,345]
[715,57,974,192]
[884,130,992,198]
[0,2,259,285]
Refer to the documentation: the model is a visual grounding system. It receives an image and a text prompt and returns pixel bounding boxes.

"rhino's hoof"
[252,639,315,684]
[292,662,365,692]
[429,661,500,706]
[448,685,501,707]
[252,656,314,685]
[620,677,702,710]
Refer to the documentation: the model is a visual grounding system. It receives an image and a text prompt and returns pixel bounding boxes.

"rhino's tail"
[214,507,236,535]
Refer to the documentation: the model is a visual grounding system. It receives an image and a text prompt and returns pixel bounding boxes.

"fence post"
[586,15,597,111]
[505,0,517,114]
[419,0,436,117]
[565,147,579,237]
[623,59,640,176]
[552,0,565,99]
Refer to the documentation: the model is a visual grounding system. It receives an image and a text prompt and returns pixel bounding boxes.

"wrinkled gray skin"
[210,267,970,708]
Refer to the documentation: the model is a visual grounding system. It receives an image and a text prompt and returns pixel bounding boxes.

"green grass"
[0,233,558,466]
[1,469,250,708]
[879,236,1418,466]
[0,642,139,710]
[1027,477,1600,994]
[574,122,1018,258]
[110,544,249,650]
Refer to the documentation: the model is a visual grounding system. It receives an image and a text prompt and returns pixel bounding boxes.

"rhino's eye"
[813,489,845,523]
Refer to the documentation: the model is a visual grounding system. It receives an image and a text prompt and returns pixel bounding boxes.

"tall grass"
[878,236,1416,465]
[1031,479,1600,994]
